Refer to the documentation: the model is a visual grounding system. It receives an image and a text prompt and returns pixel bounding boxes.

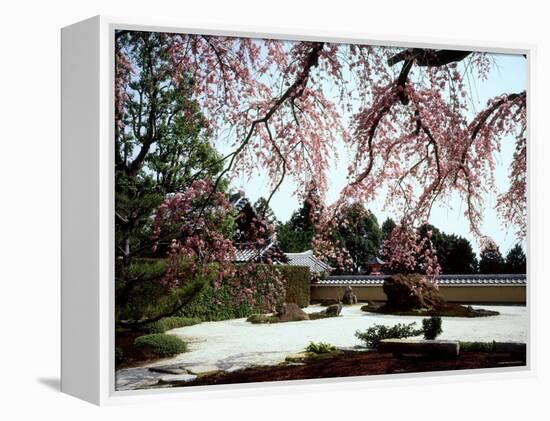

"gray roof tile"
[315,274,526,286]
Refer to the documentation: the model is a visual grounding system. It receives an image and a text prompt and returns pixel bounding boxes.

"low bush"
[146,316,201,333]
[355,323,422,349]
[246,313,278,324]
[275,265,311,308]
[422,315,443,340]
[305,341,337,354]
[459,341,496,352]
[134,333,187,357]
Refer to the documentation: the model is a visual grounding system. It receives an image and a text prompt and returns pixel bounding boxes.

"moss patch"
[362,303,499,318]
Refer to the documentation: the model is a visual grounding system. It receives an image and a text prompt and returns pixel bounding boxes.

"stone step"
[379,339,460,358]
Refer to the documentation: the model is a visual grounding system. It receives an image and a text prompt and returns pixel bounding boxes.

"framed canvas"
[61,15,534,405]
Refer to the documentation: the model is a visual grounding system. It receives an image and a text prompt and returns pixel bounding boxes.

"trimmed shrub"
[306,341,337,354]
[422,315,443,340]
[146,316,201,333]
[134,333,187,357]
[276,265,310,308]
[355,323,422,349]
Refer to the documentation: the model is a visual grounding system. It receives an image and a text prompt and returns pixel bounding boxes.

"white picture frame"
[61,15,535,405]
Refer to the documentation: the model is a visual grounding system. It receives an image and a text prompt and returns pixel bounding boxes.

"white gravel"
[146,304,528,370]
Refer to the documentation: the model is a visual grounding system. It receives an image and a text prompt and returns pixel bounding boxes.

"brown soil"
[165,350,526,387]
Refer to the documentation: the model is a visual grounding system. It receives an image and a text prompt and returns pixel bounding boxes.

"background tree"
[116,30,526,287]
[479,241,506,274]
[334,203,382,273]
[443,235,478,274]
[254,197,279,226]
[381,217,397,242]
[115,32,225,324]
[417,224,478,274]
[506,243,527,274]
[276,188,320,252]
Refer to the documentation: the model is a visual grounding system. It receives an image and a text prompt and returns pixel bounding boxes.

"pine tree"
[479,242,506,274]
[505,244,527,274]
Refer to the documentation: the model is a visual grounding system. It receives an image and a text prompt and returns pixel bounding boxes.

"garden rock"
[187,365,220,376]
[276,303,310,322]
[159,373,197,384]
[494,342,527,356]
[322,303,343,317]
[383,274,445,311]
[148,365,188,375]
[341,285,358,305]
[379,339,459,359]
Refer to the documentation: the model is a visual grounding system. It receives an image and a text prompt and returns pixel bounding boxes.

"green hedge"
[145,316,201,333]
[276,265,310,308]
[134,333,187,356]
[179,283,253,321]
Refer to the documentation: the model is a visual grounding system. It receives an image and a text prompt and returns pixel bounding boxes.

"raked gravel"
[115,304,527,390]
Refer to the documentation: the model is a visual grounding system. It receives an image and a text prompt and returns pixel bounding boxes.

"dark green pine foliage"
[114,31,225,324]
[479,243,506,274]
[505,243,527,274]
[334,203,382,274]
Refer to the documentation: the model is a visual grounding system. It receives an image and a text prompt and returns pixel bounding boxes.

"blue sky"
[219,51,527,255]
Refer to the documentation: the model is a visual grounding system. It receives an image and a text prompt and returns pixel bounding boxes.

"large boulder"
[276,302,310,322]
[383,274,445,311]
[341,285,358,305]
[379,339,459,359]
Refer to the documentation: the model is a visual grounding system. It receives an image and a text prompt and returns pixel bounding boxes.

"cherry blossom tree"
[116,30,527,281]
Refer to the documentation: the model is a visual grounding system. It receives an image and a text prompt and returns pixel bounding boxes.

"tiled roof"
[366,256,386,265]
[286,250,333,273]
[234,242,276,262]
[315,274,527,286]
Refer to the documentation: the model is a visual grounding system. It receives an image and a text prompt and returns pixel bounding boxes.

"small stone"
[148,366,188,375]
[159,374,197,384]
[187,365,220,375]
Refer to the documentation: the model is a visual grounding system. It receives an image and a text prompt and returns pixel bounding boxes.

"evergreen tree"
[505,243,527,274]
[381,217,397,241]
[115,32,224,318]
[479,242,506,274]
[334,203,382,273]
[444,235,478,274]
[254,197,279,226]
[276,189,320,252]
